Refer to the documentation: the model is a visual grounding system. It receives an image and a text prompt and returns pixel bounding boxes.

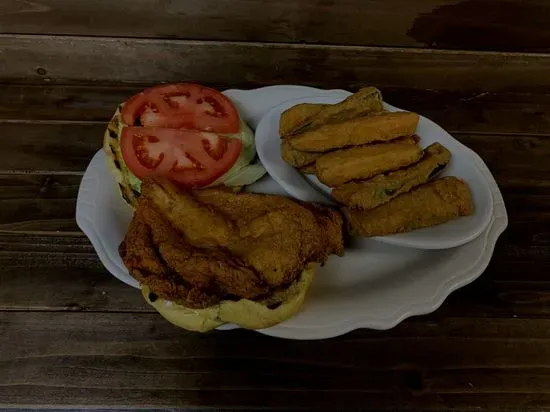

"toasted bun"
[103,107,141,208]
[141,264,316,332]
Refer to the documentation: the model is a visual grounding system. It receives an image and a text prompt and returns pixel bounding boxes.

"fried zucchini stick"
[286,87,384,137]
[289,111,419,152]
[279,103,328,137]
[343,177,473,237]
[280,88,384,167]
[332,143,451,209]
[315,139,423,186]
[281,138,324,168]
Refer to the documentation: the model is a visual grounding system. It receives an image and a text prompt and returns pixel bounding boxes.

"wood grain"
[4,84,550,135]
[4,312,550,409]
[3,120,549,188]
[0,174,80,232]
[1,0,550,52]
[2,35,550,92]
[0,121,102,173]
[1,219,550,317]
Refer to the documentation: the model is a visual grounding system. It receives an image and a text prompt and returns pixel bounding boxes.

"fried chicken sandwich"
[119,179,345,332]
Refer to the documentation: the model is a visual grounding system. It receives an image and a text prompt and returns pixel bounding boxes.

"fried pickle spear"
[285,87,384,137]
[279,103,328,137]
[289,111,419,152]
[281,88,384,166]
[280,87,384,167]
[315,138,423,186]
[332,142,451,209]
[296,135,419,176]
[343,177,473,237]
[281,138,324,168]
[299,163,317,174]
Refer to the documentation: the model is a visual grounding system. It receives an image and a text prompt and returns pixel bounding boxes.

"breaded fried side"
[289,111,420,152]
[193,188,344,286]
[343,177,473,237]
[332,142,451,209]
[299,163,317,174]
[279,103,327,137]
[281,138,323,167]
[287,87,384,136]
[316,141,423,186]
[283,134,418,170]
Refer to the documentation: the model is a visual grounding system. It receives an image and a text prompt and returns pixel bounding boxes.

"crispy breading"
[190,187,344,286]
[280,88,385,166]
[286,87,383,137]
[332,142,451,209]
[281,138,323,168]
[299,163,317,174]
[120,179,344,308]
[289,111,419,152]
[343,177,473,237]
[315,140,423,186]
[279,103,328,137]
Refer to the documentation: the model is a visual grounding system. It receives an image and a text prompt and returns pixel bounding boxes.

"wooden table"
[2,1,550,410]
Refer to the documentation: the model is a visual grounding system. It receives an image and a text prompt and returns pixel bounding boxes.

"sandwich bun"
[141,264,316,332]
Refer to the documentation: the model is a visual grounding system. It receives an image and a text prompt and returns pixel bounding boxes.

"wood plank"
[4,84,550,136]
[2,35,550,92]
[1,219,550,317]
[456,133,550,188]
[4,312,550,408]
[1,0,550,53]
[0,166,542,235]
[0,154,547,235]
[2,122,550,188]
[0,174,80,232]
[0,233,149,312]
[0,121,103,173]
[0,84,133,122]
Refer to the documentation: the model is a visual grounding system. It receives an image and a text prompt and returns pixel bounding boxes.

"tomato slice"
[121,127,242,188]
[121,83,240,134]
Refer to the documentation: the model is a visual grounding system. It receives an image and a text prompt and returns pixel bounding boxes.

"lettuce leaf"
[207,120,266,187]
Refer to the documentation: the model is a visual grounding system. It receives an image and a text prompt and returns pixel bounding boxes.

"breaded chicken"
[289,111,419,152]
[120,201,268,308]
[332,142,451,209]
[315,140,423,186]
[279,103,328,137]
[286,87,384,137]
[120,179,344,308]
[343,177,473,237]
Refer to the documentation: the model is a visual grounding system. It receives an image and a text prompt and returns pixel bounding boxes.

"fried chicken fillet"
[120,179,344,309]
[343,177,473,237]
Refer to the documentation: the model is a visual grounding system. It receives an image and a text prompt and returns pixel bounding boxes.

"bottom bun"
[141,263,316,332]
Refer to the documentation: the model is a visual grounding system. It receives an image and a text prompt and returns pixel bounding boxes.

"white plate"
[256,93,493,250]
[76,85,507,340]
